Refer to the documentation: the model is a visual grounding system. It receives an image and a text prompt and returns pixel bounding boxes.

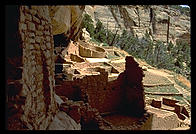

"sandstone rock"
[47,111,81,130]
[48,6,85,40]
[54,93,64,106]
[146,105,181,130]
[86,5,190,45]
[27,21,36,31]
[81,28,91,41]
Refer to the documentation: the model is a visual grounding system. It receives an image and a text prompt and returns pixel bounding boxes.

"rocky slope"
[84,5,190,45]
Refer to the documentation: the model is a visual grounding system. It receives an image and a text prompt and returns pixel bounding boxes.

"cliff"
[48,6,85,41]
[84,5,190,45]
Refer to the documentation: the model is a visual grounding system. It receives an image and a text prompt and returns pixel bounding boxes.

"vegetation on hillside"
[81,13,191,81]
[81,14,120,46]
[169,5,190,16]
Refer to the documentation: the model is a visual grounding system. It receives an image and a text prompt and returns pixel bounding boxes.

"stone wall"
[55,56,145,116]
[78,40,106,58]
[18,6,57,130]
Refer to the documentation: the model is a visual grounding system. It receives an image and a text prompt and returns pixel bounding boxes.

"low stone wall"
[78,41,106,58]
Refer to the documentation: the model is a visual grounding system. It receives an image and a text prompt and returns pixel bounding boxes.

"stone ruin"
[6,5,153,130]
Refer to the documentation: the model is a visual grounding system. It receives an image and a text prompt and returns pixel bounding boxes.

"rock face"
[84,5,190,45]
[48,6,85,41]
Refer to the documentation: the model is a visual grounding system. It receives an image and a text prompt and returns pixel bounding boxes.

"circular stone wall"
[79,41,106,58]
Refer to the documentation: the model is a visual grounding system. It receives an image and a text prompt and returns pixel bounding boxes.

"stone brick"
[28,38,35,44]
[27,21,36,31]
[28,32,35,38]
[41,20,45,25]
[35,31,43,36]
[35,36,41,43]
[20,12,25,22]
[25,13,32,21]
[44,31,50,36]
[46,36,50,42]
[45,50,51,60]
[46,58,52,66]
[46,43,51,49]
[30,9,37,16]
[33,16,40,24]
[40,43,46,51]
[37,8,45,19]
[37,25,44,31]
[20,32,25,41]
[29,43,35,50]
[34,43,40,50]
[44,25,49,30]
[20,23,27,31]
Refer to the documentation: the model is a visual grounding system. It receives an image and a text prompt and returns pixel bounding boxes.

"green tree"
[93,19,107,43]
[81,14,95,37]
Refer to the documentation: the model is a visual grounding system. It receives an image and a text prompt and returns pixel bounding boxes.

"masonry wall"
[55,70,124,113]
[18,6,57,130]
[85,77,124,113]
[55,56,145,117]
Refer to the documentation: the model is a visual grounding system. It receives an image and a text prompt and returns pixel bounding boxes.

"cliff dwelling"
[5,5,191,130]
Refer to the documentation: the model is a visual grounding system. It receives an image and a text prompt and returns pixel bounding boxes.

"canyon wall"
[84,5,190,45]
[48,6,85,41]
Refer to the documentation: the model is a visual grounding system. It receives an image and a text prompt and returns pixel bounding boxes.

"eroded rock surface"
[85,5,190,45]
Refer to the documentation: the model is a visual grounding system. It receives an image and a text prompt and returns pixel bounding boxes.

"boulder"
[47,111,81,130]
[81,28,91,41]
[146,105,181,130]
